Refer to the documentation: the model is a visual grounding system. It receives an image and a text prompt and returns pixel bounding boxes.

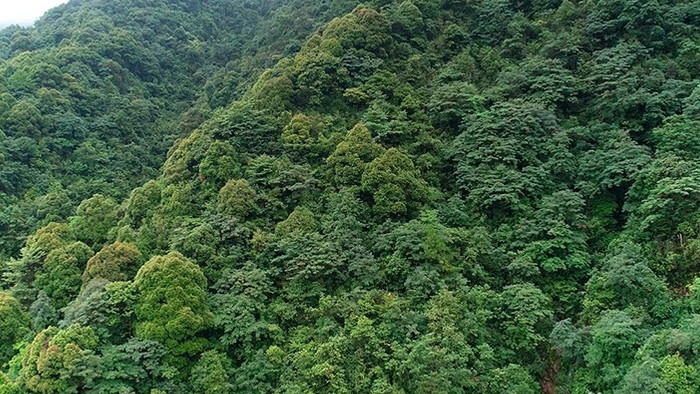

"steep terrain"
[2,0,700,392]
[0,0,358,257]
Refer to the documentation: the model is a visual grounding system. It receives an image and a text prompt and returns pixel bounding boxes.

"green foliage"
[577,125,651,194]
[327,123,384,186]
[62,279,120,342]
[0,0,356,258]
[3,0,700,392]
[29,292,58,332]
[210,266,273,358]
[427,82,484,131]
[402,289,480,393]
[123,180,162,228]
[70,194,119,249]
[615,358,668,394]
[216,179,258,220]
[497,283,553,367]
[19,324,99,393]
[133,252,213,360]
[451,101,571,218]
[199,141,241,190]
[580,310,645,392]
[6,222,77,306]
[659,353,699,394]
[0,292,29,368]
[582,243,672,323]
[275,206,317,236]
[510,190,589,274]
[281,113,327,161]
[480,364,539,394]
[361,148,430,216]
[490,56,579,110]
[82,242,143,283]
[190,350,232,394]
[33,241,92,309]
[92,338,171,393]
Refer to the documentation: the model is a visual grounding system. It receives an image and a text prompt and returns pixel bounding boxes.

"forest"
[1,0,700,392]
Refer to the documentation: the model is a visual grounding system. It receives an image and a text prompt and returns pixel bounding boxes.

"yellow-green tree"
[327,123,384,186]
[19,324,99,393]
[361,148,429,216]
[133,252,213,361]
[82,242,143,283]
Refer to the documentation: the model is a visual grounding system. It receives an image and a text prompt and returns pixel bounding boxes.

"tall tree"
[133,252,213,363]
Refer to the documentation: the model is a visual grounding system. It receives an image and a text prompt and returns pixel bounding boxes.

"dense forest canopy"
[0,0,359,257]
[2,0,700,392]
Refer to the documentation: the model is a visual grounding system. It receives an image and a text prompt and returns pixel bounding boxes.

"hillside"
[0,0,358,257]
[2,0,700,392]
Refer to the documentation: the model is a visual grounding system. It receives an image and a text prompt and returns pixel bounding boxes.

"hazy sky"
[0,0,68,28]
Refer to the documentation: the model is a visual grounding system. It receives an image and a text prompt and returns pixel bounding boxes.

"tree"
[497,283,553,368]
[582,41,652,131]
[480,364,539,394]
[616,358,668,394]
[190,350,232,394]
[275,206,317,236]
[281,113,324,161]
[490,56,578,111]
[33,241,93,309]
[71,194,119,249]
[582,243,672,323]
[123,180,162,228]
[82,242,143,283]
[169,220,221,280]
[216,179,258,220]
[450,101,572,218]
[372,210,484,292]
[427,82,484,131]
[361,148,429,216]
[199,141,241,191]
[3,101,44,139]
[577,125,651,196]
[389,1,426,38]
[61,279,113,341]
[7,222,76,306]
[327,123,384,186]
[92,338,171,394]
[0,292,29,368]
[271,232,345,308]
[133,252,213,361]
[402,290,480,393]
[19,324,100,393]
[580,310,644,392]
[35,189,73,224]
[632,168,700,245]
[659,353,699,394]
[624,117,700,255]
[2,0,700,391]
[507,190,590,317]
[29,291,58,332]
[651,116,700,161]
[210,266,273,359]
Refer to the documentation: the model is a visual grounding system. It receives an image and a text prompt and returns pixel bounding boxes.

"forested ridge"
[2,0,700,392]
[0,0,358,257]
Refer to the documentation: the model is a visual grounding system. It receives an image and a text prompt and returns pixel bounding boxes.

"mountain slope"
[0,0,358,257]
[2,0,700,392]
